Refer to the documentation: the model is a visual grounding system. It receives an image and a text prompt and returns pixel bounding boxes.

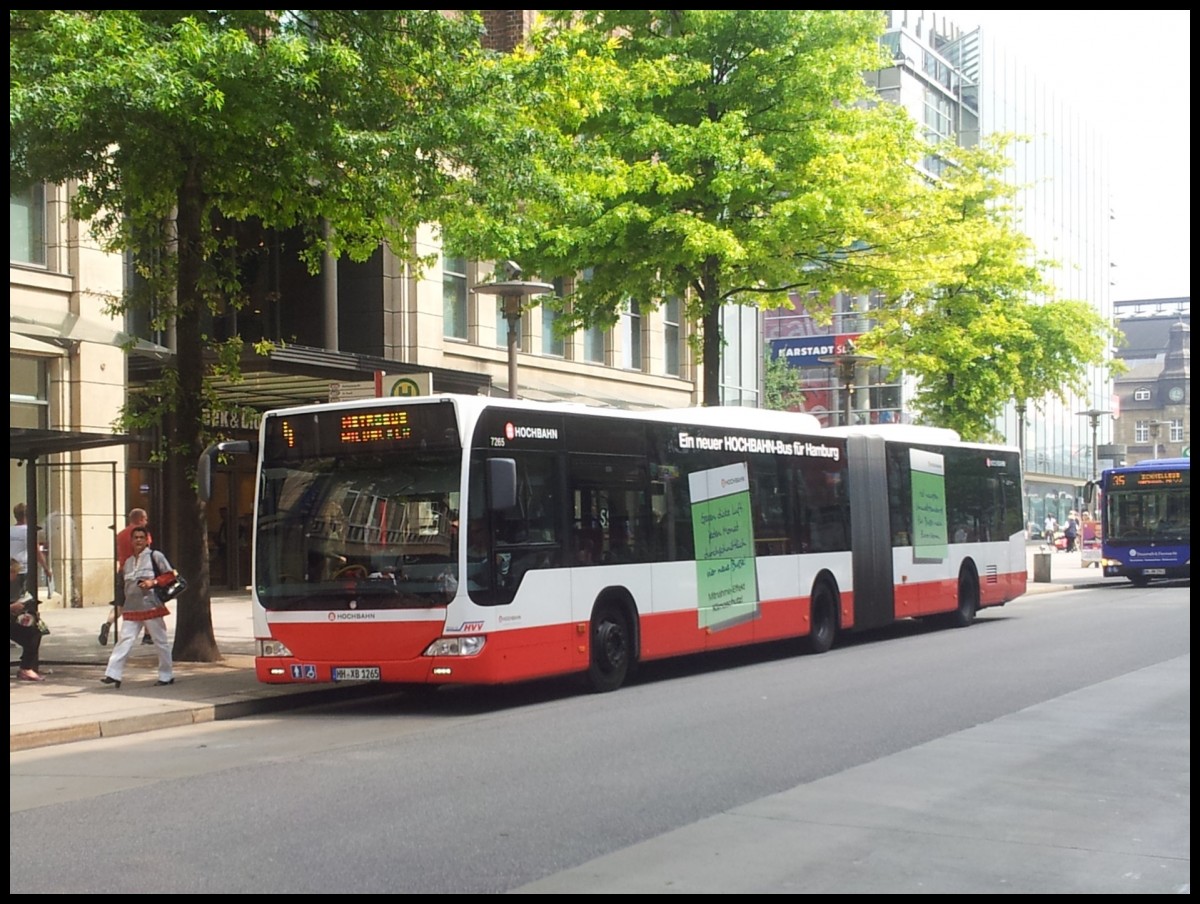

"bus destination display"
[340,410,412,445]
[1112,470,1187,488]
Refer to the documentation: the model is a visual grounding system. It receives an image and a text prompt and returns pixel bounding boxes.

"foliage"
[443,10,927,405]
[763,354,806,412]
[10,10,507,659]
[849,136,1121,440]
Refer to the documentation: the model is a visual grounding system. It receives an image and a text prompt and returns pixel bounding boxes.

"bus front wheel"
[587,603,631,693]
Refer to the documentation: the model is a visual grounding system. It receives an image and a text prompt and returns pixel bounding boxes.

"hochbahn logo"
[504,422,559,441]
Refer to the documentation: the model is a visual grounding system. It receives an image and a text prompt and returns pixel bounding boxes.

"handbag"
[150,549,187,603]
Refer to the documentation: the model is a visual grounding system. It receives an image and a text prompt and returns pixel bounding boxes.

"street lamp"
[1076,408,1111,480]
[472,262,553,400]
[1147,419,1169,460]
[817,351,877,426]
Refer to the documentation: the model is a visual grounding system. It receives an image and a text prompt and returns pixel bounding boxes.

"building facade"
[10,182,138,608]
[1112,297,1190,464]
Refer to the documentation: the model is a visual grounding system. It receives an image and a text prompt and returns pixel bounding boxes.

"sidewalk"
[11,548,1108,752]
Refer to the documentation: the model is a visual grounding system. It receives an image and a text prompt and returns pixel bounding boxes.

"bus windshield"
[256,403,463,610]
[1105,484,1191,543]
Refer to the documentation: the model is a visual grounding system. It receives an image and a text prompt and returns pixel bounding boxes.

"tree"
[10,10,510,659]
[763,355,806,413]
[443,10,929,406]
[848,137,1120,440]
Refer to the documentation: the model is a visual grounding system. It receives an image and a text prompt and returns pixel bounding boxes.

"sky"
[943,10,1190,302]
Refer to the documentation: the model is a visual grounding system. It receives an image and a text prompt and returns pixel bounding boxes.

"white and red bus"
[213,394,1026,692]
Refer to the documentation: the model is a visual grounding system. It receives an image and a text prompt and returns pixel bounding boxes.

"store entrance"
[206,467,255,590]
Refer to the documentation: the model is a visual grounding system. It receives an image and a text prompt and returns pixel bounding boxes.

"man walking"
[101,526,174,688]
[100,508,153,646]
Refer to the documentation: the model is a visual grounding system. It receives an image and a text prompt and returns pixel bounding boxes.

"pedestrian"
[1064,511,1079,553]
[9,502,51,596]
[10,558,44,682]
[100,508,154,647]
[101,526,174,689]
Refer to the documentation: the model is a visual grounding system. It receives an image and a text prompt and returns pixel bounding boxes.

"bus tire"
[587,602,632,693]
[803,581,837,654]
[948,565,979,628]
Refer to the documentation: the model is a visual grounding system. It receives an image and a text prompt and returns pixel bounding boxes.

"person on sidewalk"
[101,527,174,689]
[1064,511,1080,553]
[9,558,44,682]
[100,508,154,647]
[9,502,51,597]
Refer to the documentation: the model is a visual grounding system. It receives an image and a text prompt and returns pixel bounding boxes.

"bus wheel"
[1129,574,1151,587]
[587,603,631,693]
[948,567,979,628]
[804,582,837,654]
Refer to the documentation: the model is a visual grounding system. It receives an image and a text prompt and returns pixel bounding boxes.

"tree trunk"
[701,299,723,407]
[169,176,221,662]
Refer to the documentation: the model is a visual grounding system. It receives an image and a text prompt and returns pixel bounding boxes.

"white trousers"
[103,616,173,683]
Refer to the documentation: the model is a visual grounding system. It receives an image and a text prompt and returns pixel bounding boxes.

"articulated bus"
[217,395,1026,692]
[1086,458,1190,586]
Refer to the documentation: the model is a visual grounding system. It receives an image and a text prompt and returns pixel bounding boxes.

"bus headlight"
[424,636,486,657]
[258,639,294,658]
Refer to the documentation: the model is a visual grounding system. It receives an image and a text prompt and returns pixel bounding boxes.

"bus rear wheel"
[803,582,837,654]
[947,567,979,628]
[587,603,632,693]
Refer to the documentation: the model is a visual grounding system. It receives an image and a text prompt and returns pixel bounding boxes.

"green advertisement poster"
[688,462,759,630]
[910,448,948,561]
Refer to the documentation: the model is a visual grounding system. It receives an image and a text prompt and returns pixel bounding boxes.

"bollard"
[1033,551,1052,583]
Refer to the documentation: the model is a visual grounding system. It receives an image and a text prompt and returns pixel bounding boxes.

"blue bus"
[1087,458,1190,586]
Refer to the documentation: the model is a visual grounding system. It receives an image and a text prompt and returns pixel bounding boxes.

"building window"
[577,268,605,364]
[542,278,565,357]
[10,183,46,266]
[1134,420,1149,443]
[718,303,761,407]
[663,296,681,376]
[620,298,643,370]
[1133,387,1151,401]
[1169,419,1184,442]
[443,255,468,340]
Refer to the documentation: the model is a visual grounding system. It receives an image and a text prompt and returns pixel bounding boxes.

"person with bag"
[100,508,154,647]
[9,557,45,682]
[101,526,175,689]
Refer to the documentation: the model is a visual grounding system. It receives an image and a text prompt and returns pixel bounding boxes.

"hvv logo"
[447,621,485,633]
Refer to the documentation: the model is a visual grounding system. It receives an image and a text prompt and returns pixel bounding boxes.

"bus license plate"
[332,667,381,681]
[1143,569,1166,576]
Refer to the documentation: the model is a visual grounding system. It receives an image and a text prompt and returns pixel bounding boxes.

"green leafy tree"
[10,10,508,659]
[444,10,929,406]
[763,355,807,412]
[850,136,1120,440]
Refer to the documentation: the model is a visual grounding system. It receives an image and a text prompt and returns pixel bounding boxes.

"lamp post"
[1076,408,1111,480]
[472,262,553,400]
[1147,419,1168,460]
[817,351,877,426]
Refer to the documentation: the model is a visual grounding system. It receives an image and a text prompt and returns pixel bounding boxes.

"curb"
[10,682,396,753]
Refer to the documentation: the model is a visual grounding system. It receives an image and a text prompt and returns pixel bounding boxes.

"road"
[10,584,1190,893]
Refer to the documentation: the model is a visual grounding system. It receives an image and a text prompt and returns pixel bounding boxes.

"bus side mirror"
[198,440,255,502]
[488,458,517,511]
[1082,480,1096,508]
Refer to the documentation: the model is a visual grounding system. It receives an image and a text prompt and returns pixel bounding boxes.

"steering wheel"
[333,564,368,579]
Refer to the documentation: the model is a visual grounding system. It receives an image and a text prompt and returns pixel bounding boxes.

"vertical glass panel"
[10,183,46,265]
[442,255,468,340]
[663,296,680,375]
